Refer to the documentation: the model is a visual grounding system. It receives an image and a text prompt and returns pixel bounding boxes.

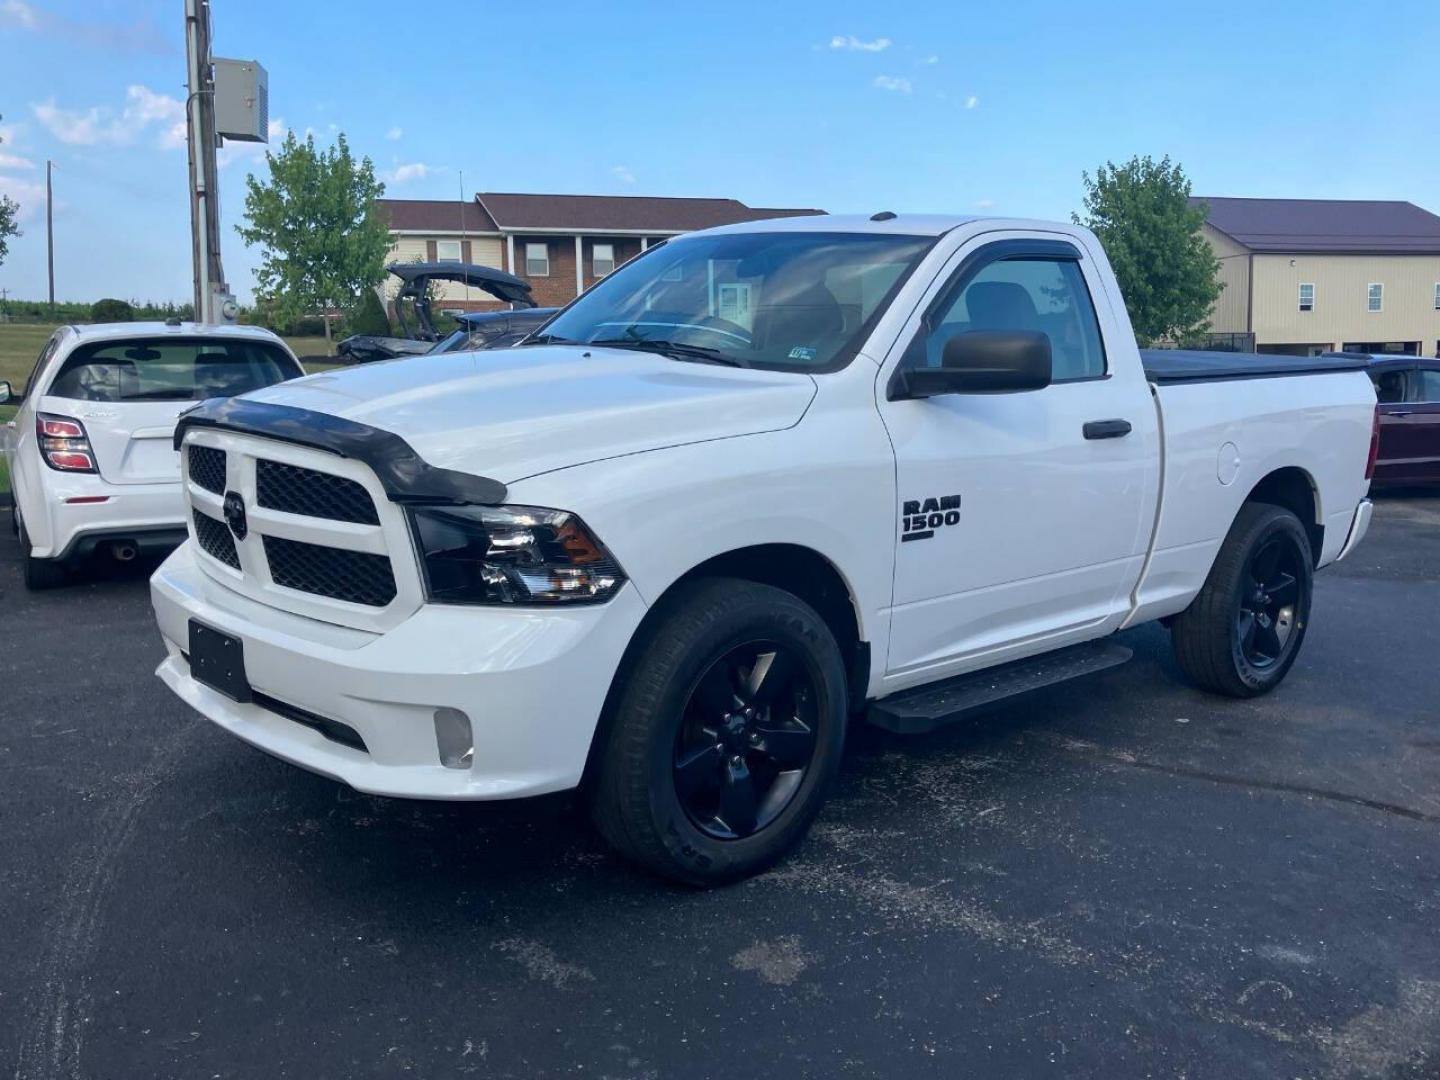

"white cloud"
[0,151,33,169]
[0,174,46,222]
[30,85,186,148]
[1,0,38,28]
[921,54,939,65]
[218,118,287,170]
[385,126,403,141]
[872,75,912,94]
[610,164,636,185]
[975,199,995,210]
[386,162,431,184]
[830,35,891,52]
[965,95,980,109]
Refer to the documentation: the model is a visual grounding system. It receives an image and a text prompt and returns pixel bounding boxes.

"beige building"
[1196,197,1440,357]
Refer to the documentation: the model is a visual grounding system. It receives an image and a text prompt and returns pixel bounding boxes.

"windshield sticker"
[787,346,817,362]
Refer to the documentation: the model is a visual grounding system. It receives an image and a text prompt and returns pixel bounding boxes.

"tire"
[589,578,848,886]
[16,506,68,590]
[1170,502,1314,698]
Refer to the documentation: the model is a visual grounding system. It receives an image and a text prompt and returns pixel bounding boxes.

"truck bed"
[1140,349,1368,385]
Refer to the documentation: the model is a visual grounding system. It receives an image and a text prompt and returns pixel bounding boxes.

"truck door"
[878,232,1158,684]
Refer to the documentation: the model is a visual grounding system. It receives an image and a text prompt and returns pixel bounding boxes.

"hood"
[241,346,817,483]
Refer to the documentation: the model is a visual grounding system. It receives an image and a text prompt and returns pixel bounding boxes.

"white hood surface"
[241,346,817,483]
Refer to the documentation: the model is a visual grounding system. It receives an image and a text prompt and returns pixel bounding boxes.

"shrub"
[91,298,135,323]
[348,289,391,336]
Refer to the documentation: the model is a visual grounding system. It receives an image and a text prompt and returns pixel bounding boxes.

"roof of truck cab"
[696,213,987,237]
[61,321,286,344]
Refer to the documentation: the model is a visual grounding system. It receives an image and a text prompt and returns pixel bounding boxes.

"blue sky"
[2,0,1438,304]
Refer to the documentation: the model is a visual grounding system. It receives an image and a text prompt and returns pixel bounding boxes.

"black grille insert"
[188,445,226,495]
[263,535,396,607]
[193,509,240,569]
[256,460,379,525]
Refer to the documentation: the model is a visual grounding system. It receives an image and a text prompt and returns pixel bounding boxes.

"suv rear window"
[46,337,302,403]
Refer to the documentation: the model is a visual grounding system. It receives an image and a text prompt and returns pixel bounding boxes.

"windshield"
[429,329,470,354]
[46,337,303,403]
[535,231,933,371]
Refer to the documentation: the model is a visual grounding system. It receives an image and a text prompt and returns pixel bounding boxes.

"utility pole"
[184,0,227,323]
[46,159,54,314]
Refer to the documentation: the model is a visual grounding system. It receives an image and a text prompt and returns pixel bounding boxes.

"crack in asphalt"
[1066,745,1440,824]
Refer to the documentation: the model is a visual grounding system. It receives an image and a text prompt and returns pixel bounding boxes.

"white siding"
[383,235,506,303]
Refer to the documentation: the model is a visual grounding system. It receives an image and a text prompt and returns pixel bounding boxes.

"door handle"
[1083,419,1132,440]
[1387,411,1411,418]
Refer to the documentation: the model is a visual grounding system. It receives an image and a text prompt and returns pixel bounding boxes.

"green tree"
[236,131,389,344]
[91,297,135,322]
[1073,155,1222,345]
[0,116,20,268]
[348,287,391,336]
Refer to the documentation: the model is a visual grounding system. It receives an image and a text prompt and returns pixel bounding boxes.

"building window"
[593,243,615,278]
[436,240,462,263]
[1298,283,1314,312]
[1434,283,1440,310]
[525,243,549,277]
[1367,283,1383,312]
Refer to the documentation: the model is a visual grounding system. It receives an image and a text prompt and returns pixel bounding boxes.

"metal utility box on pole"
[185,1,268,325]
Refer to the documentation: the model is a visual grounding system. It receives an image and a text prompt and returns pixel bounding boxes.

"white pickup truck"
[150,214,1377,884]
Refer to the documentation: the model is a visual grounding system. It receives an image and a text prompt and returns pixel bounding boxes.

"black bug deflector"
[173,397,508,506]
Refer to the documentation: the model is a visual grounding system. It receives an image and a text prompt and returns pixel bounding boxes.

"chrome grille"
[188,445,227,495]
[193,509,240,569]
[263,535,397,607]
[256,459,379,525]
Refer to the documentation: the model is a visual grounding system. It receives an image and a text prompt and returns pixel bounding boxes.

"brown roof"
[1194,197,1440,254]
[377,192,824,234]
[376,199,497,232]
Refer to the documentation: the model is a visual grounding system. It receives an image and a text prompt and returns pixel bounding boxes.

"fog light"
[433,707,473,769]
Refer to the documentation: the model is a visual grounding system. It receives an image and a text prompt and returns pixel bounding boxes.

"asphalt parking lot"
[2,496,1438,1080]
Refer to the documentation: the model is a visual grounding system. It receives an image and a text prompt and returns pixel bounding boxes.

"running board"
[867,640,1134,735]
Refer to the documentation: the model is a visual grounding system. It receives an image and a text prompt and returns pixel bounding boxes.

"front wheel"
[589,578,847,886]
[1170,502,1314,698]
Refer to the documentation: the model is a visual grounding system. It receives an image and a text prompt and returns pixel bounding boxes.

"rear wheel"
[16,506,68,590]
[1170,502,1313,697]
[589,578,847,885]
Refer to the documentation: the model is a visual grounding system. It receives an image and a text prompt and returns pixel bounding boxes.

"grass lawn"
[0,324,336,497]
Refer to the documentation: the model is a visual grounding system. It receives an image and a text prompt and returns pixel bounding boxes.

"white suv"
[2,322,304,588]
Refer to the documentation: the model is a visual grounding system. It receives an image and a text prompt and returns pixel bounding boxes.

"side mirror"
[892,330,1052,399]
[0,380,12,405]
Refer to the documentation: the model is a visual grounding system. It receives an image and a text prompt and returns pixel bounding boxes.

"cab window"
[920,256,1107,382]
[1372,369,1408,404]
[1414,368,1440,403]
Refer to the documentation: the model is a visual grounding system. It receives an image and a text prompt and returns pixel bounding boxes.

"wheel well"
[579,545,868,792]
[1245,467,1323,564]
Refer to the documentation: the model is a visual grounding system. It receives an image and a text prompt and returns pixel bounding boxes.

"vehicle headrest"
[966,281,1038,331]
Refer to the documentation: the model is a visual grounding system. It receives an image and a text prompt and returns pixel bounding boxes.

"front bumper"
[151,543,648,800]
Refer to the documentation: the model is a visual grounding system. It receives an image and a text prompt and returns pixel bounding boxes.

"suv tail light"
[37,413,98,473]
[1364,406,1381,481]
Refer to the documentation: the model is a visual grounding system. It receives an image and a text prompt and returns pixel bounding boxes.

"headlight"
[408,504,626,605]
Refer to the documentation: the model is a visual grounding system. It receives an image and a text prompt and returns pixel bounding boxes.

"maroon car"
[1361,355,1440,487]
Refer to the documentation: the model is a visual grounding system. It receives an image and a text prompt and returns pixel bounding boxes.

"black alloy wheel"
[1234,533,1303,670]
[673,640,819,840]
[1170,502,1314,698]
